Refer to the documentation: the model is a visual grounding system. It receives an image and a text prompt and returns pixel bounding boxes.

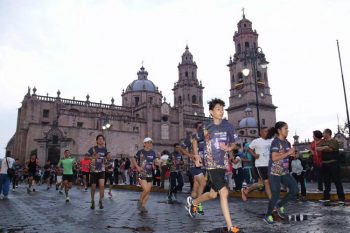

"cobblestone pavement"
[0,185,349,233]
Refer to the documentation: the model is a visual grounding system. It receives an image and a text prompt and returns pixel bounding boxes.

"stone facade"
[6,47,209,165]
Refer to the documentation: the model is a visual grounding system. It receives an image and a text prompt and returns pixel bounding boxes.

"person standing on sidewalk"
[0,154,15,199]
[264,121,299,224]
[131,137,157,213]
[310,130,324,192]
[88,134,108,210]
[160,150,170,189]
[290,154,306,201]
[57,150,76,203]
[105,152,114,197]
[186,98,240,233]
[317,128,345,206]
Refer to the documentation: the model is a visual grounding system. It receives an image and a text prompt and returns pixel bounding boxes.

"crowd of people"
[0,97,347,233]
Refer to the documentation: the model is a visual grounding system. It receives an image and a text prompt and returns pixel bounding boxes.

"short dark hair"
[193,121,202,129]
[173,143,180,148]
[313,130,323,139]
[324,128,332,136]
[208,98,225,111]
[64,149,70,153]
[96,134,105,141]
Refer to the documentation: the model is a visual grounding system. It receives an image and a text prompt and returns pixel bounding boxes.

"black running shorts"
[207,169,226,192]
[62,174,74,183]
[256,167,269,181]
[90,172,105,185]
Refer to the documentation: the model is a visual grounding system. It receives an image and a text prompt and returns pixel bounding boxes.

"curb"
[112,185,350,201]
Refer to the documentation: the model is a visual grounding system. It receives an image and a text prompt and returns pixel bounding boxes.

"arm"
[248,148,260,159]
[272,148,295,162]
[130,156,142,173]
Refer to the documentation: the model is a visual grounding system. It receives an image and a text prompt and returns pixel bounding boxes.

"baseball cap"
[143,137,153,143]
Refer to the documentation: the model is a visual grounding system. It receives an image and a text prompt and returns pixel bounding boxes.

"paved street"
[0,185,350,233]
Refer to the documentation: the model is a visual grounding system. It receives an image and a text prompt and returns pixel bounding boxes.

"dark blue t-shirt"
[203,119,236,169]
[169,151,183,172]
[269,138,291,176]
[88,146,107,172]
[135,149,156,172]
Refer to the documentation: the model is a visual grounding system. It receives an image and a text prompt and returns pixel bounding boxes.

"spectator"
[290,154,306,201]
[310,130,324,192]
[231,149,244,192]
[160,150,170,189]
[0,154,15,199]
[12,158,22,191]
[113,158,119,184]
[124,158,131,185]
[242,142,254,185]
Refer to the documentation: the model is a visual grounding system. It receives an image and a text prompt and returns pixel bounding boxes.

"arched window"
[192,95,197,104]
[257,71,262,81]
[264,72,267,81]
[185,71,188,77]
[188,94,190,101]
[238,72,244,83]
[231,74,235,83]
[245,42,250,49]
[178,96,182,105]
[253,42,256,48]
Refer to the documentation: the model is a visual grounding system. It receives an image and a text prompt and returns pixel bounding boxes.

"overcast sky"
[1,0,350,156]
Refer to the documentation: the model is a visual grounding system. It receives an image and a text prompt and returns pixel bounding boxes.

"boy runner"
[88,134,107,209]
[186,98,240,233]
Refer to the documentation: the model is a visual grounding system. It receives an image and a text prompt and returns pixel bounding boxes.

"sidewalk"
[113,181,350,201]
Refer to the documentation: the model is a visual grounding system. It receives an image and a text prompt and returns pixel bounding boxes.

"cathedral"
[6,14,277,165]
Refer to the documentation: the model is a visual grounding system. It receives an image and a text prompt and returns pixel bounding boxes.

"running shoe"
[33,188,36,192]
[56,184,59,190]
[66,197,70,203]
[137,201,142,211]
[276,206,287,220]
[27,188,31,194]
[186,197,197,218]
[99,200,104,209]
[140,206,148,213]
[84,187,88,192]
[12,188,15,192]
[108,191,112,198]
[59,190,63,194]
[90,201,95,210]
[228,226,241,233]
[263,215,274,224]
[47,187,50,191]
[338,201,345,206]
[197,203,204,215]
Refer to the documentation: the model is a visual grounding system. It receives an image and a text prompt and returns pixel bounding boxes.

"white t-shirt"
[0,157,15,174]
[249,138,273,167]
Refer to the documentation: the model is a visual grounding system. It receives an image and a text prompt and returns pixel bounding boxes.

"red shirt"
[80,159,91,173]
[310,141,322,167]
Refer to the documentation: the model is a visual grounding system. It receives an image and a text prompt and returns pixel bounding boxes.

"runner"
[241,127,274,201]
[88,134,107,210]
[12,158,22,191]
[25,154,39,193]
[264,121,299,224]
[186,121,207,215]
[43,161,53,191]
[57,150,76,202]
[167,143,185,202]
[186,98,240,233]
[55,166,63,194]
[105,152,114,197]
[80,154,90,191]
[131,137,157,213]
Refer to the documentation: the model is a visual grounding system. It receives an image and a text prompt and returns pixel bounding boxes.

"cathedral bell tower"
[227,12,277,132]
[173,45,204,116]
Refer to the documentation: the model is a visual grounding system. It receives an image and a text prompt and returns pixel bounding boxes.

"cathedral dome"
[239,117,258,128]
[125,66,157,92]
[239,107,257,128]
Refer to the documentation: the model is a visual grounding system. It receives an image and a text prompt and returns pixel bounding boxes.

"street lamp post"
[241,47,268,136]
[102,118,111,149]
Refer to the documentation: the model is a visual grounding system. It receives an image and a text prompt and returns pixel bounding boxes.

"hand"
[219,143,231,152]
[255,154,260,159]
[288,148,296,156]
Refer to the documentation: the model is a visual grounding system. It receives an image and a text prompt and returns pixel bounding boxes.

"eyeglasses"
[145,141,153,144]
